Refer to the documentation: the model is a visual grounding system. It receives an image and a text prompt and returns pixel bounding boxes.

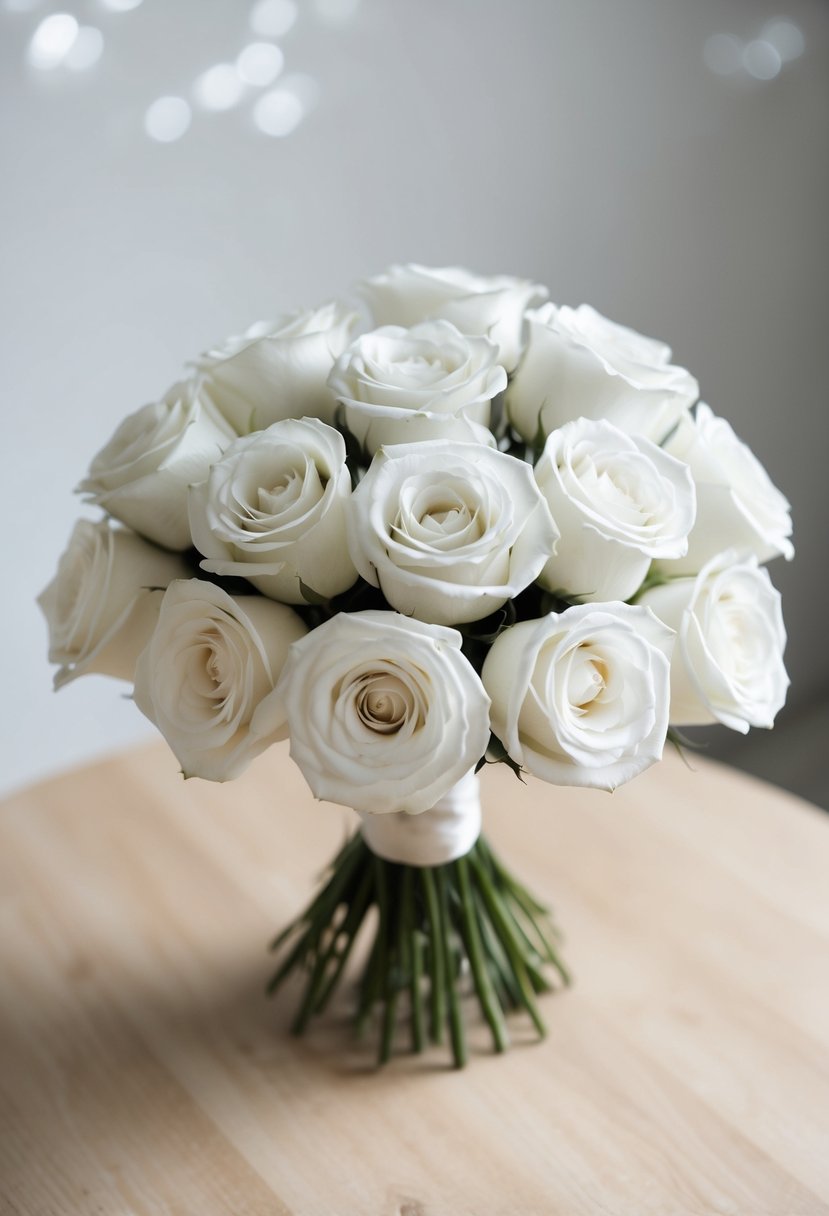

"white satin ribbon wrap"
[358,769,482,867]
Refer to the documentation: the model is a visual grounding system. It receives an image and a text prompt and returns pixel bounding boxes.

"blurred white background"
[3,0,828,802]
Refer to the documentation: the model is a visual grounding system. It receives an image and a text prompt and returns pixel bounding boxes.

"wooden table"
[1,741,828,1216]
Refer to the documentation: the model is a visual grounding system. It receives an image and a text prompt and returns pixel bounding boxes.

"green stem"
[455,856,509,1053]
[303,834,366,928]
[476,838,570,985]
[267,832,359,952]
[269,835,368,1000]
[312,864,375,1015]
[420,867,446,1045]
[469,852,547,1039]
[508,888,571,985]
[474,892,522,1008]
[411,929,426,1053]
[355,930,383,1036]
[355,857,390,1037]
[379,872,400,1066]
[269,833,568,1067]
[436,866,467,1068]
[401,868,424,1053]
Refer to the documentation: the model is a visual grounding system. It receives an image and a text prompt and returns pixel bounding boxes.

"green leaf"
[298,578,330,607]
[334,402,370,484]
[477,733,526,782]
[667,726,707,770]
[459,600,517,645]
[532,413,548,458]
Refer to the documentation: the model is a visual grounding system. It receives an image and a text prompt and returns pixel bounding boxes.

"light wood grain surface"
[1,741,828,1216]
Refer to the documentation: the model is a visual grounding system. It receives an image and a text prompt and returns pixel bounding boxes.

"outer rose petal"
[78,395,235,550]
[258,610,491,814]
[192,300,360,432]
[133,579,307,781]
[38,519,190,688]
[534,417,696,602]
[328,320,506,455]
[506,302,698,444]
[348,440,558,625]
[656,403,794,574]
[360,263,548,372]
[482,603,674,791]
[639,550,788,732]
[188,418,358,604]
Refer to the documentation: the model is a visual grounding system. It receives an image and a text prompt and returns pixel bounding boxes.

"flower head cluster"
[41,264,792,814]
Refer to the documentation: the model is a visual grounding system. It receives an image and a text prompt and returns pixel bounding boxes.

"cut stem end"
[267,833,569,1069]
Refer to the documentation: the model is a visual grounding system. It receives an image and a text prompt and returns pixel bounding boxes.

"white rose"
[189,418,358,604]
[38,519,190,689]
[506,303,699,444]
[482,603,674,791]
[638,551,788,732]
[348,441,558,625]
[78,392,235,550]
[327,320,506,454]
[533,417,696,602]
[656,403,794,574]
[360,263,548,372]
[191,300,359,433]
[256,610,491,814]
[133,579,307,781]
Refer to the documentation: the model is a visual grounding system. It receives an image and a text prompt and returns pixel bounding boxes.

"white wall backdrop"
[3,0,828,798]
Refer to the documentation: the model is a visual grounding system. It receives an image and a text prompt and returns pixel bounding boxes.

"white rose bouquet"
[40,264,793,1068]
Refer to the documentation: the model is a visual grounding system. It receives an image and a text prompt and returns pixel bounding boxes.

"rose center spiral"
[200,630,231,699]
[258,467,303,513]
[569,645,608,710]
[354,673,415,734]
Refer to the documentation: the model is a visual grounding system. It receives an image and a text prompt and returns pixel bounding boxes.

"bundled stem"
[267,833,569,1068]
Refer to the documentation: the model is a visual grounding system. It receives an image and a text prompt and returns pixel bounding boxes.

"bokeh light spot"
[703,33,743,76]
[761,19,805,62]
[98,0,144,11]
[28,13,78,69]
[279,72,319,111]
[743,39,782,80]
[253,87,304,137]
[193,63,245,111]
[250,0,297,38]
[65,26,104,72]
[236,41,284,87]
[313,0,361,26]
[145,96,191,142]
